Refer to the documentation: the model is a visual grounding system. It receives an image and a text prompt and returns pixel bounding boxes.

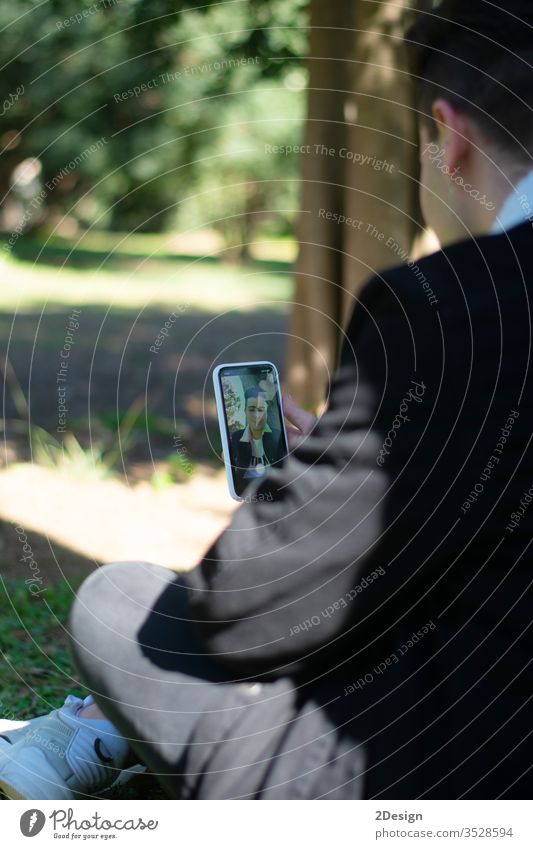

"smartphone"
[213,361,289,501]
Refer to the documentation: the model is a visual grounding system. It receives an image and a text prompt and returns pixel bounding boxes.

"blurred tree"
[177,81,306,260]
[287,0,433,410]
[0,0,307,239]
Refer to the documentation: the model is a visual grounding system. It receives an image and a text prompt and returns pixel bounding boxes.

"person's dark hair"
[404,1,533,162]
[244,386,267,404]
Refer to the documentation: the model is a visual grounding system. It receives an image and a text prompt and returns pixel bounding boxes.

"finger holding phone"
[282,393,318,450]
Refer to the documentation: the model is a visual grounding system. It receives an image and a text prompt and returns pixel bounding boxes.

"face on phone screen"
[218,363,288,497]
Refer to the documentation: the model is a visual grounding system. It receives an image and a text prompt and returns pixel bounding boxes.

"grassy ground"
[2,231,294,468]
[0,570,167,799]
[0,230,295,799]
[3,231,295,310]
[0,575,81,718]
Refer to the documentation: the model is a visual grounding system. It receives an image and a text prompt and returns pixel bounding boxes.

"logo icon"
[20,809,46,837]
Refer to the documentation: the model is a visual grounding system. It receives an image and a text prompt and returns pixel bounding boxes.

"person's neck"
[442,166,533,246]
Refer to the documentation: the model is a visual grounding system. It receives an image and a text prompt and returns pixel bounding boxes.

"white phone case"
[212,361,289,501]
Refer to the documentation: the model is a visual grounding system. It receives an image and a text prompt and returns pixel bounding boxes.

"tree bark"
[287,0,424,410]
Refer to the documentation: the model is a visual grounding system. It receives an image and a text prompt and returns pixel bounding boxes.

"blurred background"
[0,2,440,719]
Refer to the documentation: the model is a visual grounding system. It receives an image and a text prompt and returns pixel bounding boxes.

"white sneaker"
[0,719,29,735]
[0,695,146,800]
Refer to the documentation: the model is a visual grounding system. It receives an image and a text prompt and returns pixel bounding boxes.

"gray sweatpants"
[69,562,360,799]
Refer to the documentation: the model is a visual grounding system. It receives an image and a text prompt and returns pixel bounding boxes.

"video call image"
[221,369,287,495]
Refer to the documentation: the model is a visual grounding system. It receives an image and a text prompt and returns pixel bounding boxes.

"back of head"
[405,1,533,164]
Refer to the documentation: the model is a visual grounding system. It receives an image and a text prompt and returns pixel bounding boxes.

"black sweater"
[185,222,533,796]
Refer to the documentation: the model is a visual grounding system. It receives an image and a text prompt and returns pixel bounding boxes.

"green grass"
[0,577,83,719]
[0,232,295,312]
[1,255,292,311]
[42,229,298,262]
[0,576,167,799]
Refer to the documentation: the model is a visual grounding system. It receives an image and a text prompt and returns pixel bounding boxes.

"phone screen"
[217,363,288,498]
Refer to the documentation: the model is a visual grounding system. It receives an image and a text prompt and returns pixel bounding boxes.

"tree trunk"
[287,0,424,410]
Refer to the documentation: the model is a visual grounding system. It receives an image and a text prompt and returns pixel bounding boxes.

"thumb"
[283,393,317,435]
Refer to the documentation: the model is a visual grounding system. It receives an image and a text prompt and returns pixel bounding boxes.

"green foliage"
[32,431,113,481]
[0,0,308,242]
[177,81,305,255]
[151,451,196,490]
[0,577,80,718]
[0,354,146,479]
[167,449,196,480]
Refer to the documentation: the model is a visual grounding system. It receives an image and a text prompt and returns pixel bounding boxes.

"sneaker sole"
[0,747,73,801]
[0,777,26,800]
[0,748,147,800]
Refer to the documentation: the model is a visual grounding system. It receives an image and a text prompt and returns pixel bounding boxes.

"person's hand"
[282,393,318,450]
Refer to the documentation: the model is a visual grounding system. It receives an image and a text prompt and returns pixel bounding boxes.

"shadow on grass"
[2,301,289,475]
[0,520,168,799]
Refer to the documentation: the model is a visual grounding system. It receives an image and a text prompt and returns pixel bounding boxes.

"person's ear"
[432,98,470,174]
